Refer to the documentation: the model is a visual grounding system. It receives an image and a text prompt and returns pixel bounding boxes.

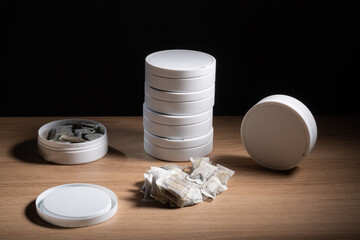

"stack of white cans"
[143,49,216,161]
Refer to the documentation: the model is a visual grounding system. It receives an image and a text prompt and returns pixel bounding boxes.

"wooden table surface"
[0,116,359,240]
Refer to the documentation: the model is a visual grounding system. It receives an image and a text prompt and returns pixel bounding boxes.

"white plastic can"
[145,92,214,116]
[144,127,213,149]
[143,114,212,139]
[145,70,215,92]
[145,83,215,102]
[145,49,216,92]
[240,94,317,170]
[144,137,213,162]
[145,49,216,79]
[143,104,213,126]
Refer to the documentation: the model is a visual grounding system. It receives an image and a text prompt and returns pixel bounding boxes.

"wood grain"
[0,116,359,239]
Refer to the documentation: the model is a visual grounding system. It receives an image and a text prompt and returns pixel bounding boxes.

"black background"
[5,1,359,116]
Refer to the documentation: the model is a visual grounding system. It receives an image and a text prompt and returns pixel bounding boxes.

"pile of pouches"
[141,157,235,207]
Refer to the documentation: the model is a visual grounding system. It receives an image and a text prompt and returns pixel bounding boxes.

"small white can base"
[37,119,108,165]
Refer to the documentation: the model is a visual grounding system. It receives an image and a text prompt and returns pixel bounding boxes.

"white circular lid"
[36,183,117,227]
[145,50,216,78]
[241,94,317,170]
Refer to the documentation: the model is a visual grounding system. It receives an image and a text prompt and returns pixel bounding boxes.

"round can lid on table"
[36,183,118,228]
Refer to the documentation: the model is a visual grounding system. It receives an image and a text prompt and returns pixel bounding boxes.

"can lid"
[36,183,117,227]
[145,91,214,116]
[145,70,215,92]
[145,49,216,78]
[144,127,213,149]
[143,103,213,126]
[240,94,317,170]
[145,82,215,102]
[144,137,213,162]
[143,114,213,139]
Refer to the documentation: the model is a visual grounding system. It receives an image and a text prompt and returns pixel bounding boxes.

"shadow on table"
[212,154,299,177]
[107,146,128,160]
[125,181,178,209]
[11,138,49,164]
[25,200,64,229]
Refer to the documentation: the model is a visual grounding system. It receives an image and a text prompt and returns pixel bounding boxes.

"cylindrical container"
[144,128,213,149]
[145,49,216,79]
[144,137,213,162]
[240,94,317,170]
[144,49,216,161]
[38,119,108,164]
[145,92,214,116]
[145,70,215,92]
[145,83,215,102]
[143,114,212,139]
[143,104,213,126]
